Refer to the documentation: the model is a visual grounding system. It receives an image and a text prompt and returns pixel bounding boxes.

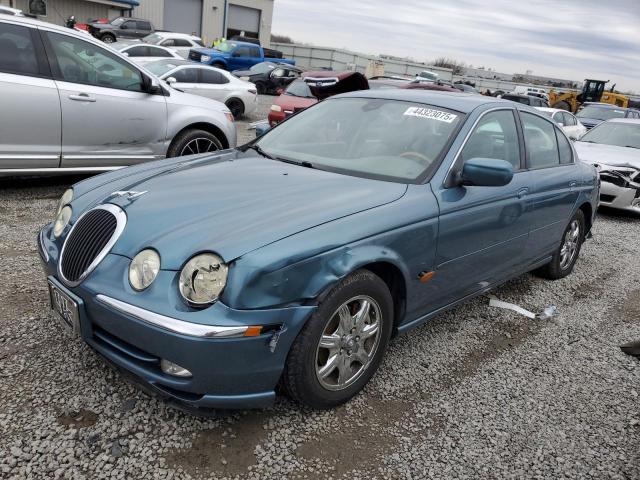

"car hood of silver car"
[69,152,408,269]
[574,141,640,170]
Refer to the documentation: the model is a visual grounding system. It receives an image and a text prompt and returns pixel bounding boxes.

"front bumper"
[599,180,640,213]
[39,226,315,410]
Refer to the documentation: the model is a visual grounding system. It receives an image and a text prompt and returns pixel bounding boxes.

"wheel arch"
[170,122,230,150]
[577,201,593,233]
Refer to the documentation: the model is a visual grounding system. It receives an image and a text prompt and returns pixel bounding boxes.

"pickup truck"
[188,41,295,71]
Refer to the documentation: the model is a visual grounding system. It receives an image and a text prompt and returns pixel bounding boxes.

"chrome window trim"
[95,294,249,338]
[0,167,123,174]
[58,204,127,288]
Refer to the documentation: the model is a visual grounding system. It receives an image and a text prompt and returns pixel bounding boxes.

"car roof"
[337,89,511,113]
[148,59,193,67]
[0,12,74,32]
[536,107,570,114]
[154,31,201,40]
[607,118,640,124]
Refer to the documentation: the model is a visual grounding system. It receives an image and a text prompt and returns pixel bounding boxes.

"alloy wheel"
[315,295,382,391]
[560,219,581,269]
[179,138,219,156]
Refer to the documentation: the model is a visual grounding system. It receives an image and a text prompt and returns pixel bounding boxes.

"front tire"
[283,270,393,409]
[167,128,224,158]
[534,210,585,280]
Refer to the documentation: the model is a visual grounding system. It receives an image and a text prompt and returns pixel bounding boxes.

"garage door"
[227,4,260,38]
[164,0,202,36]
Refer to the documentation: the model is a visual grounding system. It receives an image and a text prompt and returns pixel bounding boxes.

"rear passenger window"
[0,23,40,76]
[563,112,576,126]
[148,46,173,57]
[125,46,148,57]
[249,47,261,57]
[172,68,199,83]
[521,112,560,168]
[556,129,573,164]
[461,110,521,169]
[138,22,152,31]
[200,69,229,84]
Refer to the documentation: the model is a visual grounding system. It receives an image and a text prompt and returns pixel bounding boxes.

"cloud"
[272,0,640,92]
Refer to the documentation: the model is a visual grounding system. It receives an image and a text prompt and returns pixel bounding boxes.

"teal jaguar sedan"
[39,91,599,411]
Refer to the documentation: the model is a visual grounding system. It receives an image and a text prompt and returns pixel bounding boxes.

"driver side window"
[45,31,143,92]
[461,110,521,169]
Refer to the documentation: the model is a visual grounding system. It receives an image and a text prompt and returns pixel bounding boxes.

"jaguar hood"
[71,153,407,269]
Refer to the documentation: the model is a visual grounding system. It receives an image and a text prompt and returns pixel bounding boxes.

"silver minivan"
[0,15,236,176]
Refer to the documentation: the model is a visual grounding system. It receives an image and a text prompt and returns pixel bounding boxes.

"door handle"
[569,181,578,191]
[517,187,529,199]
[68,93,96,102]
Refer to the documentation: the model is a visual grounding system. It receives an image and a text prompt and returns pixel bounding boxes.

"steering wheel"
[400,151,431,163]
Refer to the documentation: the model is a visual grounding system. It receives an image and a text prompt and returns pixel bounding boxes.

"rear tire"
[167,128,223,158]
[283,270,393,409]
[101,33,115,44]
[534,210,585,280]
[225,98,245,119]
[254,81,266,95]
[212,62,226,70]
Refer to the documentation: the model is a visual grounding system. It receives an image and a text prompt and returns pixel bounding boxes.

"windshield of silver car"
[577,106,627,121]
[256,98,463,182]
[580,123,640,149]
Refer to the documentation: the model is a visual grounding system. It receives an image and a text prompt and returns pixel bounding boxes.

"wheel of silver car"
[315,295,382,391]
[534,209,586,280]
[283,269,393,409]
[559,219,581,270]
[167,128,224,158]
[225,98,245,119]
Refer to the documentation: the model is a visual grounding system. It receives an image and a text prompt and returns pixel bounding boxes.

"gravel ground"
[1,96,640,479]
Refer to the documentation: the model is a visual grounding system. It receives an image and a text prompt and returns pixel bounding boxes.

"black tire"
[553,100,572,112]
[100,33,116,44]
[283,269,393,409]
[166,128,224,158]
[212,62,226,70]
[225,98,245,119]
[254,81,266,95]
[534,209,585,280]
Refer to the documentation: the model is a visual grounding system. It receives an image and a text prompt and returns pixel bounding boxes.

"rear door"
[520,110,579,261]
[135,21,152,38]
[161,38,193,59]
[119,20,138,39]
[42,29,167,167]
[0,21,61,170]
[195,68,231,101]
[427,108,535,310]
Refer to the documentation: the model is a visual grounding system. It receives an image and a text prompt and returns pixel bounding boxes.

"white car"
[536,107,587,140]
[141,32,205,59]
[146,59,258,118]
[0,6,24,16]
[111,42,182,65]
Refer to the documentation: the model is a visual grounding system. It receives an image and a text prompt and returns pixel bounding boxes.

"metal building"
[1,0,274,47]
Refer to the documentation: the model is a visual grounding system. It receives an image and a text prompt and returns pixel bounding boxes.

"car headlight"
[200,55,211,63]
[56,188,73,217]
[129,249,160,291]
[179,253,228,306]
[53,206,72,238]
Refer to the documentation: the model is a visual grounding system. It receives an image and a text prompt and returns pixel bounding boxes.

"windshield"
[256,98,463,182]
[110,17,125,26]
[285,80,314,98]
[577,106,626,121]
[250,62,276,73]
[143,33,162,44]
[145,61,180,76]
[215,41,235,53]
[580,123,640,149]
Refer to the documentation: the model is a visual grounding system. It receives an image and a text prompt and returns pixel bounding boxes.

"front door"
[0,22,60,170]
[43,30,167,167]
[426,109,534,311]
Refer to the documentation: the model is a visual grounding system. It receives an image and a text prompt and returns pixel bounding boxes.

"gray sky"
[272,0,640,92]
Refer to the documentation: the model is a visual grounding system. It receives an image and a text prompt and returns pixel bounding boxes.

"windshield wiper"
[247,144,275,160]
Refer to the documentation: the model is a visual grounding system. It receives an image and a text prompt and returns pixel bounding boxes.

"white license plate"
[48,280,80,337]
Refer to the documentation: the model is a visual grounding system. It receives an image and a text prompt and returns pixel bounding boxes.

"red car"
[268,71,369,126]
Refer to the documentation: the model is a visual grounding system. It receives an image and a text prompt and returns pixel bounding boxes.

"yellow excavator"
[549,79,629,113]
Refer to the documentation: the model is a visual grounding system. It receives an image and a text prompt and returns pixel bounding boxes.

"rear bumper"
[39,227,315,410]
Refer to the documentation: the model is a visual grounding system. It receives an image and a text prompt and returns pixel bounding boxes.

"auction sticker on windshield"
[404,107,457,123]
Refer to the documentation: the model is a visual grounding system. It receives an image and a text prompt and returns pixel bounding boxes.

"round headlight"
[129,249,160,291]
[56,189,73,217]
[53,206,72,238]
[179,253,228,306]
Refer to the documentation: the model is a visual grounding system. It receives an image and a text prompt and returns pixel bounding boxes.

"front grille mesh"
[60,209,117,283]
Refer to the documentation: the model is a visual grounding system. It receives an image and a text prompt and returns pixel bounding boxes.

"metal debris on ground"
[489,295,557,320]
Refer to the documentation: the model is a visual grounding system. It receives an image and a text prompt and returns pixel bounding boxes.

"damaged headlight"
[53,206,72,238]
[179,253,228,306]
[55,188,73,217]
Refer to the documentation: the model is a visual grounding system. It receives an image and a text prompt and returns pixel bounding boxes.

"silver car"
[574,118,640,213]
[0,15,236,176]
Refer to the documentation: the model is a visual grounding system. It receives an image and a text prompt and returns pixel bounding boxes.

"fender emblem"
[110,190,148,200]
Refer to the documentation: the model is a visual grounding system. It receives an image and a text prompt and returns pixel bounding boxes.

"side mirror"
[460,158,514,187]
[166,76,177,85]
[144,75,162,94]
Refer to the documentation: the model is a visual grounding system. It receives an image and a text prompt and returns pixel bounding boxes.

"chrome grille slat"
[58,204,127,287]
